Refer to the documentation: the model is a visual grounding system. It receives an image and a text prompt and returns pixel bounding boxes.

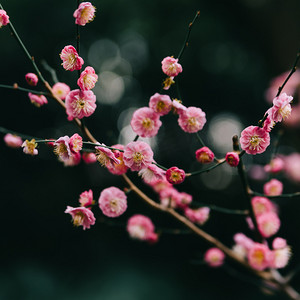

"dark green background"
[1,0,300,299]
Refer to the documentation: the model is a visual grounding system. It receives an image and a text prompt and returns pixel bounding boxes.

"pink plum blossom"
[166,166,186,184]
[69,133,83,154]
[52,82,71,100]
[263,179,283,196]
[73,2,96,26]
[28,93,48,107]
[127,214,158,243]
[82,152,97,164]
[240,126,270,155]
[225,152,240,167]
[4,133,23,148]
[178,106,206,133]
[0,10,9,28]
[106,144,129,175]
[138,164,165,184]
[284,153,300,183]
[22,139,38,155]
[175,192,193,209]
[163,76,175,90]
[60,45,84,71]
[98,187,127,217]
[65,89,96,120]
[264,157,284,174]
[65,206,95,230]
[204,248,225,267]
[95,144,120,167]
[25,73,38,86]
[161,56,182,77]
[148,178,172,193]
[123,141,154,171]
[195,147,214,164]
[54,136,72,161]
[184,207,210,225]
[273,237,287,250]
[130,107,162,138]
[159,187,182,208]
[262,115,275,132]
[269,247,291,269]
[79,189,94,208]
[269,93,293,123]
[77,66,98,90]
[60,151,81,167]
[233,233,255,252]
[257,212,280,238]
[172,99,187,114]
[149,93,172,116]
[251,196,275,217]
[247,243,271,271]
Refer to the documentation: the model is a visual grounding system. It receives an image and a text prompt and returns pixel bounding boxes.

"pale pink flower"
[233,233,255,251]
[269,247,291,269]
[73,2,96,26]
[79,189,94,208]
[184,207,210,225]
[28,93,48,107]
[52,82,71,100]
[123,141,154,171]
[159,187,181,208]
[130,107,162,138]
[138,164,165,184]
[172,99,186,114]
[82,152,97,164]
[176,192,193,209]
[148,178,172,193]
[54,136,72,161]
[204,248,225,267]
[61,151,81,167]
[269,93,293,123]
[0,10,9,28]
[25,73,38,86]
[263,178,283,196]
[247,243,271,271]
[149,93,172,116]
[99,187,127,217]
[225,152,240,167]
[65,89,96,120]
[272,237,287,250]
[240,126,270,155]
[4,133,23,148]
[195,147,214,164]
[77,66,98,91]
[161,56,182,77]
[22,139,38,155]
[127,214,157,242]
[60,45,84,71]
[251,196,274,217]
[65,206,95,230]
[106,144,129,175]
[166,166,185,185]
[257,212,280,238]
[69,133,83,154]
[95,144,120,167]
[264,157,284,174]
[262,114,275,132]
[284,153,300,183]
[178,106,206,133]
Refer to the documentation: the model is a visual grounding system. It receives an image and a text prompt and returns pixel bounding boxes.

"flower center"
[279,105,291,119]
[73,212,85,227]
[133,152,144,164]
[109,199,119,212]
[188,117,197,127]
[142,118,153,129]
[250,135,262,149]
[156,101,166,112]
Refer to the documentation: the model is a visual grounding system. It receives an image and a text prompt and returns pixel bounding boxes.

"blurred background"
[1,0,300,299]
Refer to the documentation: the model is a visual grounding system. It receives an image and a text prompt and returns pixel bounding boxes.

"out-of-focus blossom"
[28,93,48,107]
[0,10,9,28]
[263,179,283,196]
[4,133,23,148]
[184,207,210,225]
[52,82,71,100]
[204,248,225,267]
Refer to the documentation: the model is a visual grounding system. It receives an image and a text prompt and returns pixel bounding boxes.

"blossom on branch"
[0,10,9,28]
[4,133,23,148]
[106,144,128,175]
[166,166,186,184]
[161,56,182,77]
[149,93,172,116]
[52,82,71,100]
[225,152,240,167]
[22,139,38,155]
[65,206,95,230]
[60,45,84,71]
[77,66,98,91]
[79,189,95,208]
[25,73,38,86]
[95,144,120,167]
[263,178,283,196]
[178,106,206,133]
[268,93,293,123]
[73,2,96,26]
[195,147,214,164]
[28,93,48,107]
[204,248,225,267]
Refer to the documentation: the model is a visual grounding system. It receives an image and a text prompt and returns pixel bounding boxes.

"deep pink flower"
[251,196,274,217]
[98,187,127,217]
[184,207,210,225]
[95,144,120,167]
[123,141,154,171]
[52,82,71,100]
[22,139,38,155]
[269,93,293,123]
[262,114,275,132]
[161,56,182,77]
[225,152,240,167]
[73,2,96,26]
[0,10,9,28]
[166,166,185,184]
[77,66,98,90]
[61,151,81,167]
[54,136,72,161]
[65,206,95,230]
[60,45,84,71]
[195,147,214,164]
[240,126,270,155]
[69,133,83,154]
[79,189,94,208]
[247,243,271,271]
[178,106,206,133]
[28,93,48,107]
[65,89,96,120]
[106,144,129,175]
[25,73,38,86]
[204,248,225,267]
[257,212,280,238]
[149,93,172,116]
[130,107,162,138]
[263,178,283,196]
[82,152,97,164]
[127,214,157,242]
[4,133,23,148]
